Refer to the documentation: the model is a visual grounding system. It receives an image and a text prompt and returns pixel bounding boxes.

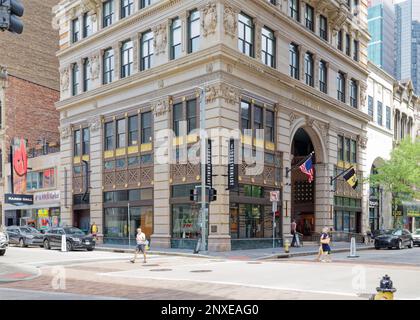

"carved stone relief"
[90,55,100,80]
[153,23,168,56]
[202,2,217,37]
[220,84,239,105]
[88,116,101,132]
[60,126,71,140]
[223,5,237,38]
[60,68,69,92]
[152,100,170,118]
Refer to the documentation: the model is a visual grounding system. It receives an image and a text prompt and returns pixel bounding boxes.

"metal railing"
[27,145,60,158]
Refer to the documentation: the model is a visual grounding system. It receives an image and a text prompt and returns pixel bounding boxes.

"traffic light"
[190,188,198,202]
[209,188,217,202]
[0,0,24,34]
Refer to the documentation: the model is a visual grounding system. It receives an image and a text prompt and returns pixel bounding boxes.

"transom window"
[238,13,254,57]
[261,26,275,68]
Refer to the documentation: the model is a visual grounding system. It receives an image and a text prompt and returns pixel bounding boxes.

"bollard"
[371,275,396,300]
[61,234,67,252]
[347,237,359,258]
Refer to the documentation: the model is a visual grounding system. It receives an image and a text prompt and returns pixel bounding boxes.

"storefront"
[395,201,420,232]
[103,188,153,245]
[334,196,362,233]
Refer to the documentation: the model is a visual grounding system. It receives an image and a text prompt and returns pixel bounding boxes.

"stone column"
[299,45,306,82]
[131,33,139,73]
[357,135,368,234]
[254,18,263,62]
[314,163,333,232]
[58,124,73,226]
[314,53,320,91]
[180,11,188,56]
[151,98,171,248]
[113,42,121,81]
[88,116,104,243]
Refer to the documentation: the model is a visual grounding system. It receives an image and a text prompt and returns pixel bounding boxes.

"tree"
[368,138,420,228]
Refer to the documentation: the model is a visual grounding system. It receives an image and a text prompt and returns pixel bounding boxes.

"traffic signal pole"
[199,87,207,252]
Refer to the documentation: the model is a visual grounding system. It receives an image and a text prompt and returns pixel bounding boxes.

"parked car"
[0,228,9,256]
[43,227,95,251]
[371,229,386,239]
[374,229,414,250]
[6,226,44,248]
[412,229,420,246]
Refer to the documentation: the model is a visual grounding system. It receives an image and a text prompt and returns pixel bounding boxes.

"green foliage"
[368,138,420,206]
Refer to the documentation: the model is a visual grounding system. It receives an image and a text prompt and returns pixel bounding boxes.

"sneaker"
[130,260,135,263]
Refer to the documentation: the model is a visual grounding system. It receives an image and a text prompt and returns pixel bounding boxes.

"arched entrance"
[291,128,316,238]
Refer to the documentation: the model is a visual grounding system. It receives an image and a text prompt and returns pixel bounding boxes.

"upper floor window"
[103,0,114,28]
[304,52,314,87]
[74,129,81,156]
[82,13,93,38]
[386,106,391,130]
[141,31,154,71]
[188,10,200,54]
[140,0,156,9]
[173,99,198,137]
[103,48,114,84]
[337,30,343,51]
[368,96,373,117]
[337,135,344,161]
[186,99,197,134]
[241,101,251,134]
[319,15,328,40]
[345,33,351,56]
[71,18,80,43]
[337,72,346,103]
[141,112,152,144]
[265,109,275,142]
[305,4,314,31]
[319,60,327,93]
[82,127,90,155]
[289,0,300,22]
[350,79,358,108]
[128,115,138,146]
[289,43,299,80]
[121,40,133,78]
[262,26,275,68]
[240,100,276,142]
[83,58,91,92]
[377,101,383,126]
[116,118,126,148]
[238,13,254,57]
[72,63,79,96]
[170,17,182,60]
[353,40,359,61]
[173,102,183,137]
[26,168,55,191]
[121,0,134,19]
[104,122,114,151]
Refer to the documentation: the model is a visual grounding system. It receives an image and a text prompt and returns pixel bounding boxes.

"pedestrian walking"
[319,227,332,262]
[130,228,147,264]
[90,222,98,241]
[291,219,297,247]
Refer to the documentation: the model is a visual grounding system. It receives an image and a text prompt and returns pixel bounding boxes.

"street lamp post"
[199,87,207,252]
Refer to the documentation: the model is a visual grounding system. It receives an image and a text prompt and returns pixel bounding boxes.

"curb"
[257,246,376,260]
[94,247,213,259]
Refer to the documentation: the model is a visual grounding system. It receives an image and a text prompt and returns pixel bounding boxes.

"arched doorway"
[291,128,316,238]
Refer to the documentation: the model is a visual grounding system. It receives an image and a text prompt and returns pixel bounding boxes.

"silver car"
[6,226,44,247]
[0,228,9,256]
[413,229,420,246]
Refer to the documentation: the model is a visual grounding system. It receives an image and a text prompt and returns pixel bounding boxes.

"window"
[319,60,327,93]
[103,0,114,28]
[289,43,299,80]
[254,105,263,138]
[121,40,133,78]
[238,13,254,57]
[83,58,91,92]
[351,140,357,163]
[386,106,391,129]
[368,96,373,117]
[186,100,197,134]
[140,31,154,71]
[83,13,92,38]
[261,27,275,68]
[337,135,344,161]
[140,0,155,9]
[304,52,314,87]
[337,72,345,102]
[377,101,383,126]
[345,137,351,162]
[74,130,81,156]
[345,33,351,56]
[265,110,275,142]
[188,10,200,54]
[141,112,152,144]
[319,15,328,40]
[105,122,114,151]
[128,115,138,146]
[350,79,358,108]
[353,40,359,61]
[82,127,90,155]
[120,0,134,19]
[337,30,343,51]
[305,4,314,31]
[72,63,79,96]
[173,103,183,137]
[103,48,114,84]
[241,101,251,134]
[170,17,182,60]
[289,0,300,21]
[116,119,126,148]
[71,18,80,43]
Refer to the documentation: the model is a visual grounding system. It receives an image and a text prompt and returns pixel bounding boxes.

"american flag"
[299,155,314,183]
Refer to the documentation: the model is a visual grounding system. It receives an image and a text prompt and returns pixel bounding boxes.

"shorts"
[136,244,146,253]
[322,244,331,254]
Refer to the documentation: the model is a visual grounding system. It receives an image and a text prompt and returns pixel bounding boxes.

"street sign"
[5,193,33,205]
[270,191,280,202]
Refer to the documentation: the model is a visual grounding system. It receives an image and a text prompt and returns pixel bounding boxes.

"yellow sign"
[407,211,420,218]
[38,209,49,218]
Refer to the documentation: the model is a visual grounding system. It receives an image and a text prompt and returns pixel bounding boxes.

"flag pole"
[285,151,314,178]
[330,166,355,186]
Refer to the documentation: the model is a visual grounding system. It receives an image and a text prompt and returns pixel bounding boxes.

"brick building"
[0,0,60,225]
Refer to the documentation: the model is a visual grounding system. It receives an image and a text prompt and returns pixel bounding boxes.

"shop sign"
[392,211,403,217]
[12,138,28,195]
[369,197,379,208]
[205,139,212,188]
[34,190,60,204]
[5,193,33,205]
[227,139,238,190]
[38,209,49,218]
[407,211,420,218]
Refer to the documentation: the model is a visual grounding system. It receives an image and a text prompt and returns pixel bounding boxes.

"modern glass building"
[394,0,412,82]
[412,21,420,95]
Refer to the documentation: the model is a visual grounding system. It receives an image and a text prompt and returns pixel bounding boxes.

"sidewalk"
[95,242,375,261]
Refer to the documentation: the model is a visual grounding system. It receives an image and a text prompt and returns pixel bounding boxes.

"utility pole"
[199,87,207,252]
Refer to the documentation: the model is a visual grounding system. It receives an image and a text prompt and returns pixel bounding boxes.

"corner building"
[55,0,371,251]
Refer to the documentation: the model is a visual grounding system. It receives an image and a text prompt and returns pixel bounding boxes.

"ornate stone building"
[54,0,371,251]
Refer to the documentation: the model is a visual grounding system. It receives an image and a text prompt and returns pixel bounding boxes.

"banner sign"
[227,139,238,190]
[5,193,33,205]
[205,139,212,188]
[34,190,60,204]
[12,137,28,194]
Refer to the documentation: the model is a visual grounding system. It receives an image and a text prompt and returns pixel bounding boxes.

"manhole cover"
[190,270,212,273]
[142,264,160,267]
[150,269,172,272]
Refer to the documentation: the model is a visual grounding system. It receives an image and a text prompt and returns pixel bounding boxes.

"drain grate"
[190,270,212,273]
[150,268,172,272]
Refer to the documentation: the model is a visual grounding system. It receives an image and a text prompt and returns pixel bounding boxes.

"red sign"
[13,138,28,176]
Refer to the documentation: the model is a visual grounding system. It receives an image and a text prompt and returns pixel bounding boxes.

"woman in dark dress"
[320,227,332,262]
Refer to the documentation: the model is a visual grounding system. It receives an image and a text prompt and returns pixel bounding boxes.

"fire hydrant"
[284,239,290,253]
[371,275,396,300]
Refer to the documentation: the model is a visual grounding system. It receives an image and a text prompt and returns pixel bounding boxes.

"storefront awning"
[401,200,420,217]
[3,203,60,211]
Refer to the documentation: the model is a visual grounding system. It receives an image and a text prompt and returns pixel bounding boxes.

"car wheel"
[408,240,414,249]
[0,250,5,256]
[66,241,73,252]
[86,248,94,252]
[43,239,50,250]
[397,240,403,250]
[19,238,26,248]
[375,246,380,250]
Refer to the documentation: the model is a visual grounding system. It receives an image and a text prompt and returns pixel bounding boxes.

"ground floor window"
[369,207,379,231]
[334,211,360,233]
[172,204,201,239]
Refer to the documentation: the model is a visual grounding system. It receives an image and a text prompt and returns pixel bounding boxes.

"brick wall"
[4,76,60,151]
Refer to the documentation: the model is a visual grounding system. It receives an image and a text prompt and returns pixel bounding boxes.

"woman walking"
[319,227,332,262]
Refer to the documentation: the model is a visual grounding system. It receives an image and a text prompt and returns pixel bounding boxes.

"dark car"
[6,226,44,248]
[371,229,386,239]
[43,227,95,251]
[374,229,414,250]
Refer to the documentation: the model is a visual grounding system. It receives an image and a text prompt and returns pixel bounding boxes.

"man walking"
[130,228,147,264]
[291,219,297,247]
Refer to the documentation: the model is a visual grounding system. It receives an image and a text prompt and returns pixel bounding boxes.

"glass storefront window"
[172,204,201,239]
[239,204,264,238]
